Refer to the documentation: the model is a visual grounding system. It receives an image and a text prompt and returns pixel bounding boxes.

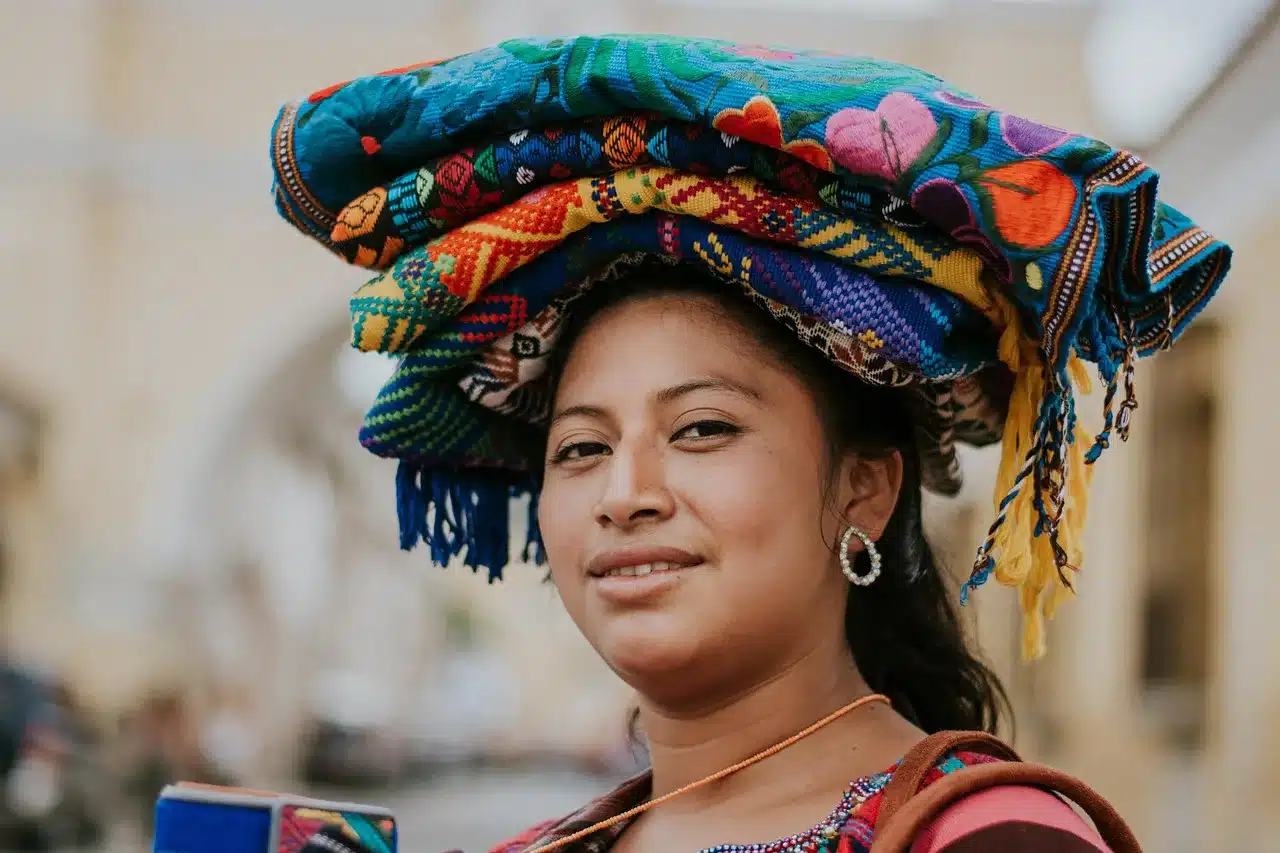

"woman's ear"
[837,450,904,540]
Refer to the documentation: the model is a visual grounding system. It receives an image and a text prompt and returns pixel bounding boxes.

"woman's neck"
[636,639,900,809]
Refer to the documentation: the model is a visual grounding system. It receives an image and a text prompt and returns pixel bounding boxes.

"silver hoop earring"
[839,525,882,587]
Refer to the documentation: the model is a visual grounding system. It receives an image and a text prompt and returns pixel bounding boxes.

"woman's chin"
[594,611,712,682]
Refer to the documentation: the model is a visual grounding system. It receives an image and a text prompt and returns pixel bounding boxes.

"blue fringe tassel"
[522,487,545,564]
[396,461,543,581]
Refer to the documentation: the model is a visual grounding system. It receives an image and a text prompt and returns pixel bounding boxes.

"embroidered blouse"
[488,752,1113,853]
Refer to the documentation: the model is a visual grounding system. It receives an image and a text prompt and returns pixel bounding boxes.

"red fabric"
[910,785,1111,852]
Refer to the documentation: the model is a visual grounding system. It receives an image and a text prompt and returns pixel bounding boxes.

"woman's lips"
[586,546,703,578]
[590,561,703,604]
[585,547,704,604]
[598,560,689,578]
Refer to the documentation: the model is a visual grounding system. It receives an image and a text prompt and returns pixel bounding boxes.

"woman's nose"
[593,441,675,529]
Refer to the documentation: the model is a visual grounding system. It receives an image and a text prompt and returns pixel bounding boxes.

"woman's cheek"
[538,486,589,578]
[675,448,812,544]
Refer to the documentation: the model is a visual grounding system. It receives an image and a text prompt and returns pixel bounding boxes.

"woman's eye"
[673,420,740,441]
[552,441,610,463]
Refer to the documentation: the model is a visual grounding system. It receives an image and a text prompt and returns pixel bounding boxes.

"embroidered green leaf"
[498,40,569,65]
[656,42,717,83]
[589,38,617,94]
[669,85,703,120]
[626,45,666,112]
[295,105,317,130]
[702,77,734,117]
[725,70,771,91]
[784,85,877,108]
[537,65,562,106]
[1061,139,1113,174]
[818,181,840,207]
[968,111,991,150]
[564,41,593,114]
[951,154,984,182]
[783,109,826,141]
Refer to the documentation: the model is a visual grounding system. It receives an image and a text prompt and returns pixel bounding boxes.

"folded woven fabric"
[273,35,1228,373]
[362,210,1000,493]
[346,166,992,356]
[271,35,1232,658]
[322,113,926,270]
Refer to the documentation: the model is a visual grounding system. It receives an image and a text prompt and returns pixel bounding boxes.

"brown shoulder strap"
[876,730,1022,829]
[869,761,1144,853]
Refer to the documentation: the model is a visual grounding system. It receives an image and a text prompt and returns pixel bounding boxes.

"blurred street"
[325,770,612,853]
[3,2,1280,852]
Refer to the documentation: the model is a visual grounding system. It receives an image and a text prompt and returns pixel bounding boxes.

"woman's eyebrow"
[548,403,609,430]
[655,376,762,405]
[549,376,762,428]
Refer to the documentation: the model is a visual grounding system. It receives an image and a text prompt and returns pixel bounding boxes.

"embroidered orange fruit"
[980,159,1076,249]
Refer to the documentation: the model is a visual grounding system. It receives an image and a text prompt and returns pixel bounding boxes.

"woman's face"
[538,293,865,705]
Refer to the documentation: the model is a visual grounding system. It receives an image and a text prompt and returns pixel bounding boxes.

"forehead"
[555,294,786,400]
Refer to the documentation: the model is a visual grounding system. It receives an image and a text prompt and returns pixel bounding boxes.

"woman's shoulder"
[482,752,1116,853]
[486,817,562,853]
[485,769,652,852]
[836,750,1114,853]
[909,783,1113,852]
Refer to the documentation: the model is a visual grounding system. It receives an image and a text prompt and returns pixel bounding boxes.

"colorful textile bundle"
[271,35,1230,659]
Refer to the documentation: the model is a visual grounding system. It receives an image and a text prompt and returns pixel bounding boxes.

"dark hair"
[540,258,1010,736]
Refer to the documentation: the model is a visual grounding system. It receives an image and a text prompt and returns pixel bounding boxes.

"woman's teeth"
[603,562,682,577]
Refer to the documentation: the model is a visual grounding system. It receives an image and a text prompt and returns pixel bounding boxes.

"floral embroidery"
[307,59,445,104]
[825,93,938,182]
[911,178,1012,285]
[1000,114,1072,157]
[978,159,1078,249]
[935,91,991,110]
[723,44,799,60]
[712,95,834,171]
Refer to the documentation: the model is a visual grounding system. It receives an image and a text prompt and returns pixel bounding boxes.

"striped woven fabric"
[346,166,993,355]
[270,35,1232,658]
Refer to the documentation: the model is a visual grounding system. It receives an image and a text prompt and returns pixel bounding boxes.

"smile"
[600,561,693,578]
[586,547,704,580]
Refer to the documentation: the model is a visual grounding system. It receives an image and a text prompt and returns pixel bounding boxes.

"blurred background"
[1,0,1278,850]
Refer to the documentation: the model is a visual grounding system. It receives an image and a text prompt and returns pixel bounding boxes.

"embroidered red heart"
[713,95,833,171]
[712,95,785,149]
[549,163,572,178]
[360,136,382,155]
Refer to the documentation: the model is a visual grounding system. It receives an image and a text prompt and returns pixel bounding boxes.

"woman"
[274,36,1230,852]
[303,261,1106,853]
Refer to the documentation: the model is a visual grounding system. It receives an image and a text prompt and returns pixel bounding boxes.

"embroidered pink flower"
[825,93,938,182]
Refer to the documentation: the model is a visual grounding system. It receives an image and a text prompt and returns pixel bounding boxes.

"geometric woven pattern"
[346,167,990,355]
[270,35,1232,656]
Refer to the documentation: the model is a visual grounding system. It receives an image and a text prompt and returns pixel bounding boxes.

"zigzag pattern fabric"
[271,35,1231,658]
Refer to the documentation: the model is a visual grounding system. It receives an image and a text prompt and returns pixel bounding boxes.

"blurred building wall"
[0,1,1277,848]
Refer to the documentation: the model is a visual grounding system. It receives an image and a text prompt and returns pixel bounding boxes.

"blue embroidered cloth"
[270,35,1232,659]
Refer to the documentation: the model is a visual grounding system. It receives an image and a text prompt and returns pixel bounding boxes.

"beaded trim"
[697,772,890,853]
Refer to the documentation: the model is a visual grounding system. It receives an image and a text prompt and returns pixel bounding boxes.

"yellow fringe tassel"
[985,297,1096,661]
